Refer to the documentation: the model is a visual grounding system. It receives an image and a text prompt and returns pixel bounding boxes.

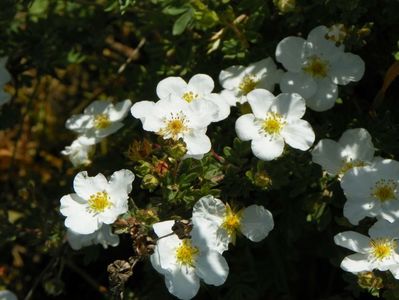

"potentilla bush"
[2,0,399,299]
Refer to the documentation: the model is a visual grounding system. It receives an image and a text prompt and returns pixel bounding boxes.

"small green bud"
[164,139,187,160]
[273,0,296,13]
[134,161,153,177]
[141,174,159,191]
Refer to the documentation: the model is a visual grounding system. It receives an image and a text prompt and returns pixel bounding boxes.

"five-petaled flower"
[191,195,274,253]
[276,25,365,111]
[235,89,315,161]
[60,169,135,234]
[61,136,94,167]
[65,99,132,145]
[150,220,229,300]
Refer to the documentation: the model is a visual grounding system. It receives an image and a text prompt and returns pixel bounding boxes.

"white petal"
[156,77,187,99]
[276,36,307,72]
[381,200,399,223]
[334,231,371,253]
[108,99,132,121]
[0,290,17,300]
[340,166,377,199]
[339,128,375,162]
[340,253,371,273]
[311,139,343,175]
[84,100,111,115]
[251,136,285,161]
[65,114,93,132]
[152,235,180,272]
[306,78,338,112]
[369,219,399,239]
[107,169,134,206]
[195,250,229,286]
[281,119,315,151]
[183,131,211,156]
[73,171,107,199]
[343,200,377,225]
[330,53,365,85]
[220,89,238,106]
[206,93,231,122]
[82,122,123,142]
[279,71,317,99]
[388,264,399,279]
[235,114,261,141]
[219,65,245,90]
[153,220,175,237]
[60,193,86,217]
[164,267,200,300]
[240,205,274,242]
[131,100,155,119]
[273,93,307,121]
[247,89,275,118]
[188,74,214,95]
[192,195,225,225]
[307,25,343,60]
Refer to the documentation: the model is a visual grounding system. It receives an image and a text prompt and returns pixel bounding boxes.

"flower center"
[303,56,329,78]
[239,75,258,95]
[261,112,286,135]
[182,91,198,103]
[159,112,189,140]
[339,159,367,175]
[87,191,111,214]
[371,179,397,202]
[370,238,397,261]
[175,239,199,267]
[94,114,111,129]
[221,204,242,237]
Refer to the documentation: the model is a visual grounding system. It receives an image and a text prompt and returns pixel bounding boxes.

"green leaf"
[172,9,193,35]
[163,6,189,16]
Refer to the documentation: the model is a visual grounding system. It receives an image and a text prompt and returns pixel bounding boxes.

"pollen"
[222,204,242,239]
[182,91,198,103]
[175,239,199,267]
[87,191,111,214]
[159,112,189,140]
[303,56,329,78]
[371,179,397,202]
[370,238,397,261]
[94,114,111,129]
[339,159,367,175]
[239,75,258,95]
[262,112,286,135]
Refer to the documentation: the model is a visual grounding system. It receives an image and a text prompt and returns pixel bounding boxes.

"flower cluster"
[62,99,132,167]
[150,195,274,299]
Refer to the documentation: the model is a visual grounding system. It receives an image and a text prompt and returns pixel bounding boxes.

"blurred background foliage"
[1,0,399,299]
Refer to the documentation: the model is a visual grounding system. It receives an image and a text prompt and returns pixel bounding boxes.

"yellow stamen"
[371,179,397,202]
[239,75,258,95]
[158,112,189,140]
[175,239,199,267]
[221,204,242,245]
[339,159,367,175]
[370,238,397,261]
[94,114,111,129]
[87,191,111,214]
[182,91,198,103]
[303,56,329,78]
[262,112,286,135]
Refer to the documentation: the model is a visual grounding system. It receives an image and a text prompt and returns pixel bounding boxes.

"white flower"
[0,57,12,106]
[60,169,134,234]
[341,159,399,225]
[235,89,315,161]
[131,98,213,157]
[156,74,230,122]
[276,25,365,111]
[61,137,94,167]
[334,219,399,278]
[219,57,283,105]
[191,195,274,253]
[67,224,119,250]
[150,220,229,300]
[311,128,375,177]
[0,290,17,300]
[65,99,132,145]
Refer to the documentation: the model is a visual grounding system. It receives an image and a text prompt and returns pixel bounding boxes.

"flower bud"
[273,0,296,13]
[141,174,159,191]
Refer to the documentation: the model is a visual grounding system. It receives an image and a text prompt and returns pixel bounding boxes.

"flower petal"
[369,219,399,239]
[84,100,111,115]
[281,119,315,151]
[334,231,371,253]
[339,128,374,162]
[188,74,214,95]
[206,93,231,122]
[330,52,365,85]
[279,71,317,99]
[192,195,225,225]
[273,93,307,121]
[73,171,107,199]
[195,250,229,286]
[65,114,93,132]
[307,25,343,60]
[164,267,200,300]
[153,220,175,237]
[311,139,343,175]
[156,76,187,99]
[183,130,211,156]
[276,36,307,72]
[107,169,134,206]
[240,205,274,242]
[108,99,132,121]
[235,114,261,141]
[343,199,378,225]
[306,78,338,112]
[247,89,275,118]
[340,253,371,273]
[219,65,245,90]
[251,136,285,161]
